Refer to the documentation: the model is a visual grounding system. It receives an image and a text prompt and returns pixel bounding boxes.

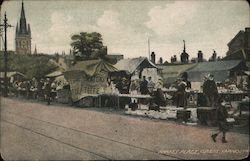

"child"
[211,98,229,143]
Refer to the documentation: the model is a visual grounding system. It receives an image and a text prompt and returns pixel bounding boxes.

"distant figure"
[13,81,19,97]
[129,78,139,104]
[149,100,160,111]
[181,72,191,89]
[37,79,44,99]
[155,78,163,89]
[175,78,187,108]
[147,76,155,94]
[25,80,31,99]
[129,100,138,111]
[44,78,52,105]
[140,76,149,95]
[116,77,129,94]
[203,74,218,107]
[211,98,229,143]
[130,78,140,94]
[154,88,167,107]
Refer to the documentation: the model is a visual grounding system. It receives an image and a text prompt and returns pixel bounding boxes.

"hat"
[208,74,214,80]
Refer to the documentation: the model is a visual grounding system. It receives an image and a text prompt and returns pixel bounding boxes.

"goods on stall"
[226,118,235,123]
[176,110,191,122]
[159,112,168,120]
[124,108,178,120]
[187,108,198,122]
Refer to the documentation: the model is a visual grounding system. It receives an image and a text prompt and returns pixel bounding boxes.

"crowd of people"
[112,73,193,110]
[7,78,67,105]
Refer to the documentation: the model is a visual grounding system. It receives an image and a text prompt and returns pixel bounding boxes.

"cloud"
[145,1,249,60]
[145,1,199,37]
[95,10,149,58]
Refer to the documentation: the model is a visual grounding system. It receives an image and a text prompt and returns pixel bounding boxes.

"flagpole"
[148,37,150,59]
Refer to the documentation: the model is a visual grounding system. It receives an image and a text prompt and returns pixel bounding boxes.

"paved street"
[0,97,249,160]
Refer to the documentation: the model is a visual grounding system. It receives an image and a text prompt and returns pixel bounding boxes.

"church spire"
[183,40,186,52]
[19,0,27,34]
[28,24,31,36]
[21,0,26,20]
[16,22,19,35]
[34,45,37,54]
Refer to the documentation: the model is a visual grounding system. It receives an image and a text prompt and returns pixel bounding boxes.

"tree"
[0,52,57,79]
[70,32,106,60]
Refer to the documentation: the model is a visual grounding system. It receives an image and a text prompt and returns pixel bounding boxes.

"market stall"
[64,59,118,107]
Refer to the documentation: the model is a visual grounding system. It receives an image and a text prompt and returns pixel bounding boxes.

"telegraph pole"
[148,37,150,60]
[0,12,13,97]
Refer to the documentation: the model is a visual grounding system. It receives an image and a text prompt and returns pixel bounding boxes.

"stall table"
[197,107,217,125]
[97,93,152,109]
[118,94,152,109]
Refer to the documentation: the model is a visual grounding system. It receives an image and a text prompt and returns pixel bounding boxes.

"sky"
[1,0,249,62]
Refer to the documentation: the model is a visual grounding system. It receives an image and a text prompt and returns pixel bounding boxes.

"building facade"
[226,27,250,56]
[15,1,31,54]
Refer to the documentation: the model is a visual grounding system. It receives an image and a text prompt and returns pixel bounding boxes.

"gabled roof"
[66,59,117,77]
[46,71,63,78]
[223,49,250,61]
[186,60,248,82]
[0,71,26,78]
[227,30,245,46]
[114,57,157,74]
[187,60,244,72]
[158,63,197,84]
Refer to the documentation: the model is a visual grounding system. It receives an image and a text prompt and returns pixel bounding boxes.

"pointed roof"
[20,0,26,20]
[114,57,157,74]
[17,0,30,36]
[34,45,37,54]
[15,22,19,34]
[28,24,31,35]
[66,59,118,77]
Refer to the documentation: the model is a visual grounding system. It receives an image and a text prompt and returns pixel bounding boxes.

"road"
[0,97,249,160]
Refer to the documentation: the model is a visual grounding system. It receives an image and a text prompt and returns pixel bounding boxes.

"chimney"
[212,50,217,61]
[245,27,250,33]
[151,52,155,64]
[159,57,163,64]
[198,50,203,62]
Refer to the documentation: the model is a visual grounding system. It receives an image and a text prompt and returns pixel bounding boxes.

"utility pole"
[0,12,13,97]
[148,37,150,60]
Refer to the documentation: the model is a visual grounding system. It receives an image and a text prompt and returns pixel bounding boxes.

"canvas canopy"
[66,59,118,77]
[187,60,247,82]
[0,71,26,78]
[114,57,157,74]
[158,64,196,84]
[64,59,118,102]
[46,71,63,78]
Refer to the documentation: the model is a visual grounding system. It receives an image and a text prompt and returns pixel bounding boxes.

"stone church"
[15,1,31,54]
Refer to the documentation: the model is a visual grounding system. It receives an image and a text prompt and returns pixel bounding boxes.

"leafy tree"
[0,52,57,79]
[70,32,106,60]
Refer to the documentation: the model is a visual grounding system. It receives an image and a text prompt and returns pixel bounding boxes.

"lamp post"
[0,12,13,97]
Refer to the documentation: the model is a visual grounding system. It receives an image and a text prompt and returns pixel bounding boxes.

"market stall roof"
[223,49,250,61]
[66,59,118,77]
[186,60,248,82]
[46,70,63,78]
[158,63,197,84]
[0,71,26,78]
[114,57,157,74]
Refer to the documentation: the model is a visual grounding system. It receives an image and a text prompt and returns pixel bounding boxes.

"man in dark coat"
[211,98,229,143]
[140,76,149,95]
[203,74,218,107]
[175,78,187,108]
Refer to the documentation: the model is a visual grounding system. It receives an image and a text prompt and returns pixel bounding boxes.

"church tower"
[15,1,31,54]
